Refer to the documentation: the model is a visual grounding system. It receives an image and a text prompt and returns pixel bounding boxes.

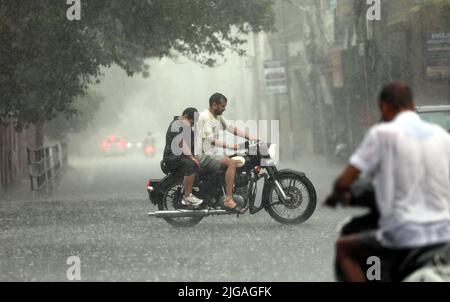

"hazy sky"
[80,44,256,146]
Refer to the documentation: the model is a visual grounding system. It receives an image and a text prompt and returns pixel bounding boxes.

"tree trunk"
[35,122,44,148]
[0,125,5,192]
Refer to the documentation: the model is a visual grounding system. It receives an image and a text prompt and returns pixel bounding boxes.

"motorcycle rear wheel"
[265,171,317,225]
[158,178,203,228]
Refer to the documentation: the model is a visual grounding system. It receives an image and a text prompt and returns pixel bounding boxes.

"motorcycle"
[334,179,450,282]
[147,141,317,227]
[144,144,156,157]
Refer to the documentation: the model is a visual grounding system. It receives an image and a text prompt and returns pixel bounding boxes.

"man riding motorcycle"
[325,82,450,282]
[194,93,257,214]
[143,131,156,148]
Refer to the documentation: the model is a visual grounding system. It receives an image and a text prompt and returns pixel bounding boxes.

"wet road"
[0,153,363,281]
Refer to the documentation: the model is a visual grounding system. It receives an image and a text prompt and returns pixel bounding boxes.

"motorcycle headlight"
[233,156,246,168]
[268,144,277,159]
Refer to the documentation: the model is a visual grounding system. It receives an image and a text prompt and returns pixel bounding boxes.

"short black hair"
[209,93,227,106]
[378,82,414,109]
[182,107,198,120]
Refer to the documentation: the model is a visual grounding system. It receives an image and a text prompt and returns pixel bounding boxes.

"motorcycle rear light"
[255,166,262,174]
[145,146,155,154]
[146,180,154,192]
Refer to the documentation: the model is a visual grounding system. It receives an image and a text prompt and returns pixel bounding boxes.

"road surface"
[0,153,364,281]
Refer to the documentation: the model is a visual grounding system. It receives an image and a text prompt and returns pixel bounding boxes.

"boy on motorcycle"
[163,107,203,207]
[325,82,450,282]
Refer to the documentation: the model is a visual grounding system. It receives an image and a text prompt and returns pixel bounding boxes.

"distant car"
[100,135,128,156]
[416,105,450,132]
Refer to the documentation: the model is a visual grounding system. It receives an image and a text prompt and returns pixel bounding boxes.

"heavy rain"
[1,0,450,285]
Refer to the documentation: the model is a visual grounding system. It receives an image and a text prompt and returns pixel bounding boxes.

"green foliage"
[440,2,450,28]
[0,0,275,129]
[415,0,450,25]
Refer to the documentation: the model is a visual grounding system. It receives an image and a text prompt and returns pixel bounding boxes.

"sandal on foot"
[223,199,248,214]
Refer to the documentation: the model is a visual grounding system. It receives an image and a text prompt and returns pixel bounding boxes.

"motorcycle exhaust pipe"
[148,209,234,218]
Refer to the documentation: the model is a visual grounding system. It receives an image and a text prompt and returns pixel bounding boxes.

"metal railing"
[27,142,68,193]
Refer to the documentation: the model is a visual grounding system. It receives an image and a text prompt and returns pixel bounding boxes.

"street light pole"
[281,0,296,160]
[252,32,262,122]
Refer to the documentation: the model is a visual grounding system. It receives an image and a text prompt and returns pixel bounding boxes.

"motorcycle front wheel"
[158,178,203,228]
[265,171,317,225]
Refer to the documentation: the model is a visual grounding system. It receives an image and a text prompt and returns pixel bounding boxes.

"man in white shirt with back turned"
[325,82,450,282]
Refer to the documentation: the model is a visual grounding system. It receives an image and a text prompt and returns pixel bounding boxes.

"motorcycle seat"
[198,168,223,178]
[395,242,450,281]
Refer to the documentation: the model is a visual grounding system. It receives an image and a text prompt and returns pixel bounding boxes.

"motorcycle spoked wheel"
[265,171,317,225]
[158,178,203,228]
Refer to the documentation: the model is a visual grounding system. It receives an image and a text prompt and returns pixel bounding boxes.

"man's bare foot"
[224,197,237,209]
[223,196,247,214]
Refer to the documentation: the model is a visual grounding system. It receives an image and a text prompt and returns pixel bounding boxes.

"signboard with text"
[426,32,450,80]
[263,60,288,95]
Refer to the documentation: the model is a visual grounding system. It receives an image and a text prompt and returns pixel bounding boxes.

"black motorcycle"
[147,141,317,227]
[334,180,450,282]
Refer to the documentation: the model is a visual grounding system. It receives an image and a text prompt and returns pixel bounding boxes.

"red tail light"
[101,141,110,150]
[119,139,127,148]
[146,180,151,187]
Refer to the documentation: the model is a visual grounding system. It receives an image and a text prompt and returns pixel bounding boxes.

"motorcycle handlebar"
[236,140,260,152]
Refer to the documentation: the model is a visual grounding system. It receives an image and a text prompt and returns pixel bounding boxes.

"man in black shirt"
[163,107,203,206]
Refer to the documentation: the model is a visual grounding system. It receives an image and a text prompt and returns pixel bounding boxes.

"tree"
[0,0,275,129]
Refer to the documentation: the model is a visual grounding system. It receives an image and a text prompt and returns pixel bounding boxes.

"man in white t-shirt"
[325,82,450,282]
[194,93,256,213]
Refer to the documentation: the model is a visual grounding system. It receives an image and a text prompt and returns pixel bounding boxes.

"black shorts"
[355,232,414,282]
[164,156,198,177]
